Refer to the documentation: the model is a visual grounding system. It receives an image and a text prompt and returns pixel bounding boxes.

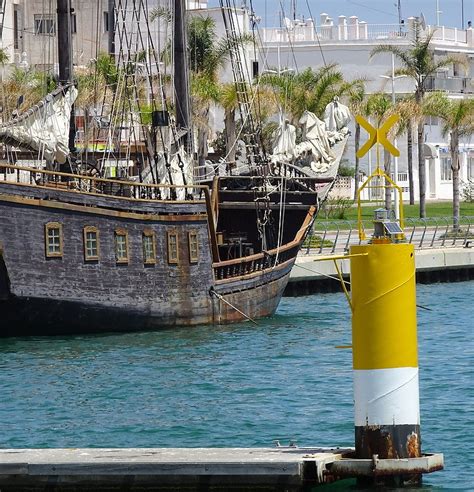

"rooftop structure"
[261,14,474,96]
[0,2,472,201]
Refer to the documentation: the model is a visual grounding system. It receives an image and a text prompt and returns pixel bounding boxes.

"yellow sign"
[356,114,400,158]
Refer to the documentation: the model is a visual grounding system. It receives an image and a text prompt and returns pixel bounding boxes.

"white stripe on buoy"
[354,367,420,427]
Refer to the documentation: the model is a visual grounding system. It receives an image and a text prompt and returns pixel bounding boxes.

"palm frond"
[370,44,413,69]
[149,6,171,23]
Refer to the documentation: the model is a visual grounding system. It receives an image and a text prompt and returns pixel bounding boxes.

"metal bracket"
[328,453,444,477]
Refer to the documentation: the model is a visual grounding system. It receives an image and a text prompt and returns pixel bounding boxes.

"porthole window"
[45,222,63,258]
[143,229,156,264]
[115,228,129,264]
[84,226,99,261]
[167,231,179,264]
[188,231,199,263]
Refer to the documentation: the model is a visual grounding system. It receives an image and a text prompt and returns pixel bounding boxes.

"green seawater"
[0,281,473,490]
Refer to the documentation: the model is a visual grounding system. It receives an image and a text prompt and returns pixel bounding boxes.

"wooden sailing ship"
[0,0,348,336]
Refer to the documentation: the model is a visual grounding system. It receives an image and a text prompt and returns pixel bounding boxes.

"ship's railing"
[213,240,301,282]
[304,216,474,255]
[0,163,208,202]
[217,170,332,195]
[270,161,333,191]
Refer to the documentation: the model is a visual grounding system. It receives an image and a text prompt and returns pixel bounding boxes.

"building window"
[45,222,63,258]
[188,231,199,263]
[143,230,156,264]
[71,14,77,34]
[441,157,452,181]
[115,229,128,263]
[34,14,56,35]
[167,231,179,264]
[13,6,19,50]
[84,226,99,261]
[103,11,110,32]
[467,156,474,180]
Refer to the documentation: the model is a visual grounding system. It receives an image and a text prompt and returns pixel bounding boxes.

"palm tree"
[0,47,9,66]
[188,16,256,172]
[393,98,421,205]
[219,83,238,168]
[424,93,474,229]
[347,81,367,200]
[365,93,394,209]
[157,13,251,172]
[1,67,47,117]
[261,65,360,123]
[191,70,220,174]
[93,52,119,87]
[371,21,466,217]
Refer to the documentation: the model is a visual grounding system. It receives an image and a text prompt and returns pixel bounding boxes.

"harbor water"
[1,281,473,490]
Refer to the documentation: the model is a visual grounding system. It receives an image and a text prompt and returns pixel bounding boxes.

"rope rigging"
[94,0,192,194]
[219,0,267,168]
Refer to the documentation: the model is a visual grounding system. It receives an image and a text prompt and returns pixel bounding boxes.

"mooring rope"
[209,288,258,324]
[293,262,351,286]
[293,262,432,311]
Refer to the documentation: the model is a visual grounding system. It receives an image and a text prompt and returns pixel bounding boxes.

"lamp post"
[380,53,406,220]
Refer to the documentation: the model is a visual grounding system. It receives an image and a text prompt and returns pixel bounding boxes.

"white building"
[0,1,472,201]
[260,14,474,202]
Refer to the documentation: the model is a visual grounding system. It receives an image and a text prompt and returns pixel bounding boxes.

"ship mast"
[174,0,191,151]
[57,0,76,155]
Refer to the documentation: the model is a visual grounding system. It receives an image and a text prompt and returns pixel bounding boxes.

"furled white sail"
[272,119,297,159]
[324,96,351,132]
[270,99,351,176]
[0,84,78,164]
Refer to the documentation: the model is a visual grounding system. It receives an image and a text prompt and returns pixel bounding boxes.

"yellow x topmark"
[356,114,400,158]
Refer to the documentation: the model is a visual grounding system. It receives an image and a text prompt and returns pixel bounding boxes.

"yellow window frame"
[167,230,179,265]
[188,231,199,264]
[143,229,157,265]
[115,228,129,264]
[83,226,100,261]
[45,222,63,258]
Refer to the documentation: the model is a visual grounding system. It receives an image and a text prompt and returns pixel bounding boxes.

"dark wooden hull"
[0,168,317,337]
[0,269,293,336]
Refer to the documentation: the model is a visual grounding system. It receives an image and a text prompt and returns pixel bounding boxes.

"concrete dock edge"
[286,247,474,295]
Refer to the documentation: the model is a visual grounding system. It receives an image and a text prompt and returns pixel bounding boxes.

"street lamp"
[436,0,442,26]
[379,53,406,220]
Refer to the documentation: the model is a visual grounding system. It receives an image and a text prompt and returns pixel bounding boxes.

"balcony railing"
[262,22,470,47]
[425,75,473,94]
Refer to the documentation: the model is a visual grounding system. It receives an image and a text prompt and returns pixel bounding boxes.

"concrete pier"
[286,247,474,295]
[0,447,443,491]
[0,447,350,491]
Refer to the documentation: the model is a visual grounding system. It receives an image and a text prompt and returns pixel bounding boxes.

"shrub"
[321,197,353,220]
[461,179,474,203]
